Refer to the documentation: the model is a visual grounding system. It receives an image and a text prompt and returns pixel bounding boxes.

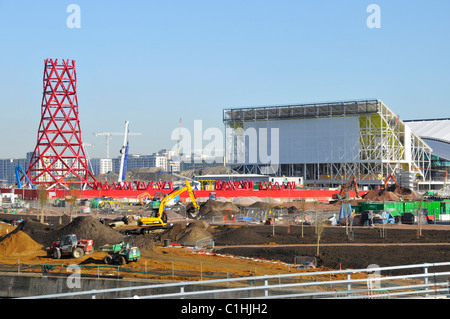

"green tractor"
[98,235,141,265]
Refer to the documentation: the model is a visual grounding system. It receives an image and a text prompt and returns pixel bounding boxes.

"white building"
[224,99,432,189]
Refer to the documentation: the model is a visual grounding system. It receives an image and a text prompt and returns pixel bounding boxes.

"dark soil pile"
[213,225,450,246]
[213,225,268,245]
[248,201,274,210]
[0,212,72,227]
[363,184,421,201]
[217,245,450,275]
[214,225,450,274]
[14,219,62,247]
[194,200,240,217]
[159,220,213,244]
[16,216,123,248]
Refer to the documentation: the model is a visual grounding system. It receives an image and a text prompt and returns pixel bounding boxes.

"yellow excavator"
[137,180,200,234]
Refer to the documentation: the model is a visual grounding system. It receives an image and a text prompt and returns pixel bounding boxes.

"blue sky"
[0,0,449,159]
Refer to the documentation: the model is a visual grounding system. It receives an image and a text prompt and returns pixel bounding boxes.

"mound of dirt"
[15,219,61,247]
[363,184,421,201]
[53,216,124,248]
[194,200,240,217]
[159,221,212,244]
[160,222,190,242]
[16,216,123,248]
[0,230,43,256]
[187,219,211,230]
[248,201,274,210]
[232,196,260,206]
[175,227,212,244]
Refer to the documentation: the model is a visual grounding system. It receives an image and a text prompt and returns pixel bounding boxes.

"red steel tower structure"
[27,59,96,189]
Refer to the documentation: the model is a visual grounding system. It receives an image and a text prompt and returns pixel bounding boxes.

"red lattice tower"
[26,59,96,189]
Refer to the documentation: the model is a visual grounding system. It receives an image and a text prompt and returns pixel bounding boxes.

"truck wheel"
[104,255,113,264]
[161,212,168,224]
[53,249,61,259]
[72,247,84,258]
[117,256,126,265]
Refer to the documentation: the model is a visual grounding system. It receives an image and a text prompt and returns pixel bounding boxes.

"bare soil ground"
[212,224,450,275]
[1,201,450,279]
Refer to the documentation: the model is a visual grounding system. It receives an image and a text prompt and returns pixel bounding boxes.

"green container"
[360,201,404,216]
[443,202,450,214]
[403,201,442,218]
[360,202,384,212]
[403,201,422,214]
[383,202,404,217]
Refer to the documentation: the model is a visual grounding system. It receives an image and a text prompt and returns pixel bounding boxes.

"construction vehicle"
[98,235,141,265]
[47,234,93,259]
[383,173,398,189]
[96,197,124,210]
[333,177,360,200]
[138,180,200,234]
[137,191,164,211]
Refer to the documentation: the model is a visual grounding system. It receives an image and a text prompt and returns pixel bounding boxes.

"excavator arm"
[337,177,360,199]
[158,180,199,216]
[138,180,199,232]
[137,192,152,206]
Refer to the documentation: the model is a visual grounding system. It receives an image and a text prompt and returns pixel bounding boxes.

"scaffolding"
[223,99,432,188]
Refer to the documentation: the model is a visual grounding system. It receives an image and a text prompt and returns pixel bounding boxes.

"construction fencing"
[16,262,450,299]
[202,207,338,225]
[0,261,238,281]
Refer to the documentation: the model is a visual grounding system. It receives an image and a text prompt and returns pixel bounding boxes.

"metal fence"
[16,262,450,299]
[0,260,235,281]
[196,207,338,225]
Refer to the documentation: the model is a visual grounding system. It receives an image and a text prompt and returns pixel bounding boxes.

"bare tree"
[300,199,306,238]
[417,198,424,238]
[312,200,327,256]
[37,184,48,223]
[315,212,327,256]
[65,186,81,222]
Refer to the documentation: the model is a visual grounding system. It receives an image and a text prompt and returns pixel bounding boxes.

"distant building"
[0,156,30,185]
[224,99,433,190]
[405,118,450,190]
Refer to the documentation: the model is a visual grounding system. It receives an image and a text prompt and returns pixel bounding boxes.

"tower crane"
[93,129,141,158]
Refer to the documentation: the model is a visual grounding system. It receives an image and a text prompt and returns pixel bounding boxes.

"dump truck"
[98,235,141,265]
[47,234,93,259]
[96,197,124,211]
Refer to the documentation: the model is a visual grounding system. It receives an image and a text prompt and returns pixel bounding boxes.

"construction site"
[1,59,450,299]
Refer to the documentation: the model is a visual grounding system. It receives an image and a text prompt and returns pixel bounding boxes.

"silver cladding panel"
[240,116,360,164]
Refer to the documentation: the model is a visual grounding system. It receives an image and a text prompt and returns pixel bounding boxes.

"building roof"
[223,99,381,123]
[405,119,450,144]
[405,119,450,161]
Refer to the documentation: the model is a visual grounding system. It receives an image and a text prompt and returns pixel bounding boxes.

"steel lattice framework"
[224,99,432,189]
[26,59,96,189]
